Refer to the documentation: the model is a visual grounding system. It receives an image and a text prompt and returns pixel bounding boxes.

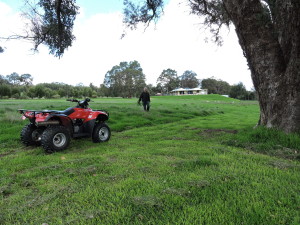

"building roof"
[170,88,206,92]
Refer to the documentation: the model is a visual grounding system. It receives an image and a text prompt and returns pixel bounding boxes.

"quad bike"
[18,98,110,153]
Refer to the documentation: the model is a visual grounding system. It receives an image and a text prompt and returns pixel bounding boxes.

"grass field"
[0,95,299,224]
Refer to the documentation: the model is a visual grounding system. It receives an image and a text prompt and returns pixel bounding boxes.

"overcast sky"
[0,0,253,90]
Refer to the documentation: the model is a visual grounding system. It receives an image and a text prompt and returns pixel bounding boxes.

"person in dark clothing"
[138,87,150,111]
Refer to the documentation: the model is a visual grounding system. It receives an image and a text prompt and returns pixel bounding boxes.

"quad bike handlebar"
[66,98,91,108]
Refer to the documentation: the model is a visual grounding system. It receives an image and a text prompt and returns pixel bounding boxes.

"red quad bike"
[18,98,111,153]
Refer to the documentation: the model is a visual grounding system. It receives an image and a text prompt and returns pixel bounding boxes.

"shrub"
[52,94,61,99]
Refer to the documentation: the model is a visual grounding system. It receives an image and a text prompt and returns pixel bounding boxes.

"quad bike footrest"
[73,133,90,138]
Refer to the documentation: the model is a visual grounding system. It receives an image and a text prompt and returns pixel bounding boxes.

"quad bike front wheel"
[92,123,111,143]
[21,124,44,146]
[41,126,71,153]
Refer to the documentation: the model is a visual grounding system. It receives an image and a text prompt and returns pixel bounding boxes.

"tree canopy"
[2,72,33,86]
[16,0,79,57]
[123,0,164,30]
[104,61,146,98]
[201,77,231,95]
[179,70,199,88]
[156,68,179,94]
[229,82,248,100]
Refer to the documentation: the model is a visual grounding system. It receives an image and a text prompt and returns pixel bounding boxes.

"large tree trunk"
[223,0,300,133]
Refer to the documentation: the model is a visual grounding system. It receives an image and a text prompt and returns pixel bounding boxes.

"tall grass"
[225,126,300,160]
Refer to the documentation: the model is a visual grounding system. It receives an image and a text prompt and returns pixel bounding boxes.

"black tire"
[20,124,43,146]
[41,126,71,153]
[92,123,111,143]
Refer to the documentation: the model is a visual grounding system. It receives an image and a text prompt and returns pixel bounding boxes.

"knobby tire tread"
[41,126,70,153]
[92,123,111,143]
[20,124,37,146]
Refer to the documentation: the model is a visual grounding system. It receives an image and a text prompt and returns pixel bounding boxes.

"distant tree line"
[102,61,256,100]
[1,61,256,100]
[0,73,100,99]
[201,77,256,100]
[102,62,201,97]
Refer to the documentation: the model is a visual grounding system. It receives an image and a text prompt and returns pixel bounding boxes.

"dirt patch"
[185,127,201,130]
[0,151,14,158]
[119,135,133,139]
[269,160,299,169]
[197,129,238,139]
[0,153,9,158]
[132,195,163,208]
[166,136,188,140]
[203,129,238,134]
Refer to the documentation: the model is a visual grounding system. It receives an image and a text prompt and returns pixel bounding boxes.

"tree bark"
[223,0,300,133]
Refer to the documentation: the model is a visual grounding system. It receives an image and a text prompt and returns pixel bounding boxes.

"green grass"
[224,126,300,160]
[0,95,299,224]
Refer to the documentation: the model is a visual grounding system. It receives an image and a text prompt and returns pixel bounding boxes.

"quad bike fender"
[96,113,109,122]
[38,115,73,134]
[82,115,108,136]
[83,119,96,135]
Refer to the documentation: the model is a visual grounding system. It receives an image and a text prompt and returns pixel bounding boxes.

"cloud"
[0,0,253,89]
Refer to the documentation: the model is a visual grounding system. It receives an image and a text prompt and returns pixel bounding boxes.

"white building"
[170,88,208,96]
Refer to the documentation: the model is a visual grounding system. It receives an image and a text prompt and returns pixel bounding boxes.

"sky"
[0,0,253,90]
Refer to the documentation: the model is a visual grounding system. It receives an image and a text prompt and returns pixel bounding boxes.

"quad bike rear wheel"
[21,124,44,146]
[41,126,71,153]
[92,123,111,143]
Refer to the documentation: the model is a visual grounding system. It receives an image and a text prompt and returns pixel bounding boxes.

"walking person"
[138,87,150,111]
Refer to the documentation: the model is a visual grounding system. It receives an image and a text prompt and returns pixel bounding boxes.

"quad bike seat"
[51,107,75,116]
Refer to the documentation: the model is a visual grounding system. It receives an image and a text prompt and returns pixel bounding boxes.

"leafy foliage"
[24,0,79,57]
[156,68,179,94]
[0,78,99,99]
[0,73,34,98]
[229,82,248,100]
[201,78,256,100]
[123,0,231,44]
[0,70,256,100]
[104,60,146,98]
[1,72,33,86]
[201,77,231,95]
[188,0,231,45]
[123,0,164,29]
[0,84,11,97]
[179,70,199,88]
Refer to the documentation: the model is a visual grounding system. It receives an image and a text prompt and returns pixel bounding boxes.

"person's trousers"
[142,101,150,111]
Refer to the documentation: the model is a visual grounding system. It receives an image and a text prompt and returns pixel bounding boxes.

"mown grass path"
[0,96,299,224]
